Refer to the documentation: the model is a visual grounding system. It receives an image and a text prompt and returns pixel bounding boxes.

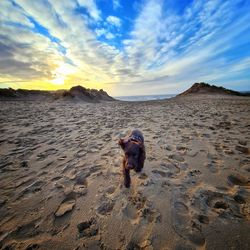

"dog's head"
[118,138,145,171]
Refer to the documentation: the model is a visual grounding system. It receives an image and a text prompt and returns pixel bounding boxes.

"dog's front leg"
[123,166,131,188]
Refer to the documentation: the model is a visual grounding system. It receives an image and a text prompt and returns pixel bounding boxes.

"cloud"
[95,28,106,37]
[0,24,63,81]
[112,0,121,10]
[77,0,101,21]
[106,16,121,27]
[104,32,115,40]
[2,1,120,87]
[118,0,250,94]
[0,1,34,28]
[95,28,116,39]
[0,0,249,95]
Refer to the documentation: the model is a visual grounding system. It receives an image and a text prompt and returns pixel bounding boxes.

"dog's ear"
[138,144,146,171]
[138,144,146,170]
[118,138,126,150]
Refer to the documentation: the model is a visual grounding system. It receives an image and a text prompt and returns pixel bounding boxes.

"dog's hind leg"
[123,167,131,188]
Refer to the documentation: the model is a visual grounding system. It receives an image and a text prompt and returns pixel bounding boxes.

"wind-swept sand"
[0,95,249,250]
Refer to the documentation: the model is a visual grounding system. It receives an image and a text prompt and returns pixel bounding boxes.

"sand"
[0,95,249,250]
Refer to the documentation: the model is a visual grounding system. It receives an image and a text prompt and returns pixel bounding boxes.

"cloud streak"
[107,15,122,27]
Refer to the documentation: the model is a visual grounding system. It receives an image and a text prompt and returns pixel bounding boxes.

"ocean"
[114,94,176,101]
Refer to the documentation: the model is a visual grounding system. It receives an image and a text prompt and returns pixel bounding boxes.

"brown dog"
[118,129,146,188]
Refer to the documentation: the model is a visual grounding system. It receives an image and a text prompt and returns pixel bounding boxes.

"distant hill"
[0,85,115,102]
[178,82,249,96]
[60,85,115,102]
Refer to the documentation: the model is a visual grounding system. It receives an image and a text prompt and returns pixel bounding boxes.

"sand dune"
[0,95,249,250]
[0,85,115,102]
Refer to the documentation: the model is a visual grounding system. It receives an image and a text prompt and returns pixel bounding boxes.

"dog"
[118,129,146,188]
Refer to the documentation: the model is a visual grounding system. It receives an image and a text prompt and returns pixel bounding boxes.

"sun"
[51,77,65,85]
[50,63,76,85]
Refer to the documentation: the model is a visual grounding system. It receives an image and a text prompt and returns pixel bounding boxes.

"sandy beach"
[0,95,249,250]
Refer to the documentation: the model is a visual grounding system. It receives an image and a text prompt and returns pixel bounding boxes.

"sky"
[0,0,249,96]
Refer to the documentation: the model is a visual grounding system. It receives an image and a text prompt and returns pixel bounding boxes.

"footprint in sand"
[235,145,250,154]
[96,199,115,216]
[128,194,147,211]
[159,162,181,178]
[180,136,190,143]
[171,189,205,246]
[174,242,196,250]
[75,149,87,157]
[74,170,90,185]
[36,148,58,161]
[122,202,138,221]
[164,145,174,151]
[240,159,250,172]
[123,193,160,224]
[125,240,153,250]
[51,176,62,181]
[192,188,245,220]
[137,172,155,187]
[176,145,188,151]
[152,169,168,177]
[88,164,103,177]
[26,243,40,250]
[188,169,201,177]
[41,160,54,170]
[104,186,116,195]
[213,201,229,210]
[121,193,146,221]
[233,194,246,204]
[206,159,220,174]
[6,220,41,240]
[65,169,77,180]
[238,140,247,146]
[197,214,209,224]
[140,204,160,223]
[227,174,249,186]
[77,217,98,238]
[73,184,87,196]
[17,180,45,200]
[169,154,185,162]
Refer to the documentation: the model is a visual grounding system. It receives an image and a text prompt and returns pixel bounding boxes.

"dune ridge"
[0,85,115,102]
[178,82,249,96]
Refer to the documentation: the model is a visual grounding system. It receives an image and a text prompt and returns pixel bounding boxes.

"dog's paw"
[135,167,142,173]
[124,182,130,188]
